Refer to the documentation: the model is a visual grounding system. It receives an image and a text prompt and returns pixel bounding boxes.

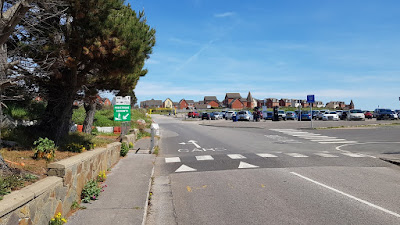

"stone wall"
[0,142,121,225]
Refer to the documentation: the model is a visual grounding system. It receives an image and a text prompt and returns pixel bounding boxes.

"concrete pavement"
[67,150,155,225]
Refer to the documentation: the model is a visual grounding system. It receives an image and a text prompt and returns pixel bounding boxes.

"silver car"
[237,111,253,121]
[225,111,236,120]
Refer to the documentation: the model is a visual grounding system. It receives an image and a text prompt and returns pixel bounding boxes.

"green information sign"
[114,105,131,121]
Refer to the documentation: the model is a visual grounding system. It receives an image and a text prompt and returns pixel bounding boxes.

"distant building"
[163,98,174,108]
[266,98,279,108]
[204,96,219,108]
[140,99,163,108]
[279,99,292,107]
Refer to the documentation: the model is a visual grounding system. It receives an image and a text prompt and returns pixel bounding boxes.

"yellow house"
[163,98,174,108]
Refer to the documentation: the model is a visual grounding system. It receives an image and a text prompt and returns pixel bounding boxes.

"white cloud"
[214,12,235,18]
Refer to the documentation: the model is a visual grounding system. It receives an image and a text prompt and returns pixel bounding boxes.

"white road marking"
[291,134,322,137]
[178,142,186,145]
[227,154,246,159]
[286,153,309,158]
[175,164,197,173]
[290,172,400,218]
[188,140,201,148]
[165,157,181,163]
[301,136,335,139]
[311,139,346,142]
[319,141,358,144]
[238,161,259,169]
[341,153,367,157]
[257,153,278,158]
[314,153,339,158]
[196,155,214,161]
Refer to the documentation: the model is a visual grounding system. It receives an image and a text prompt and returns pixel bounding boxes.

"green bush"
[120,142,129,157]
[33,137,56,161]
[60,133,96,152]
[136,131,151,140]
[81,179,102,203]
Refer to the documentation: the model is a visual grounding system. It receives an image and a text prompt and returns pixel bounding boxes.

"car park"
[201,112,211,120]
[210,112,221,120]
[316,110,329,120]
[391,111,399,120]
[311,110,319,120]
[374,108,393,120]
[225,111,236,120]
[323,111,340,121]
[340,110,349,120]
[278,110,287,120]
[221,111,226,118]
[237,111,253,121]
[188,111,200,118]
[347,109,365,121]
[299,111,312,121]
[336,110,343,118]
[286,111,297,120]
[263,111,273,120]
[364,111,373,119]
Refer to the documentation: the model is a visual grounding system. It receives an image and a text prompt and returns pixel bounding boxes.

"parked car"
[286,111,297,120]
[336,110,343,118]
[392,111,399,120]
[237,111,253,121]
[323,111,340,121]
[317,110,329,120]
[364,111,373,119]
[278,110,287,121]
[347,109,365,121]
[188,111,200,118]
[374,108,393,120]
[311,110,319,120]
[210,112,221,120]
[299,111,312,121]
[340,110,349,120]
[263,111,273,120]
[201,112,211,120]
[225,111,236,120]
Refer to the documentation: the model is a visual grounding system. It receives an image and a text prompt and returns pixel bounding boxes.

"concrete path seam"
[142,162,155,225]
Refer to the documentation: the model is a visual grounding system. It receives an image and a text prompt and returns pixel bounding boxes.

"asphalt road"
[147,115,400,225]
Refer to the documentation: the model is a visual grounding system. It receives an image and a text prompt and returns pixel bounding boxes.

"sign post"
[307,95,315,128]
[114,96,131,135]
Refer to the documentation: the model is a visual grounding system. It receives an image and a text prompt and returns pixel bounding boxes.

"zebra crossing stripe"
[301,136,334,139]
[165,157,181,163]
[286,153,308,158]
[257,153,278,158]
[227,154,246,159]
[196,155,214,161]
[314,153,339,158]
[291,134,322,137]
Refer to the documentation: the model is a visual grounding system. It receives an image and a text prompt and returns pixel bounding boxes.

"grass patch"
[153,146,159,156]
[3,101,46,121]
[136,131,151,140]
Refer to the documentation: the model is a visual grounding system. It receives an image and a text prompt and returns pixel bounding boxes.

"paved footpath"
[67,152,155,225]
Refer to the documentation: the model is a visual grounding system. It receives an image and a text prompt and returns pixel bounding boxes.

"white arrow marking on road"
[188,140,201,148]
[175,164,197,173]
[178,142,186,145]
[238,161,259,169]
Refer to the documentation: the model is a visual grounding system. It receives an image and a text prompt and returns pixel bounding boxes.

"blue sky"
[121,0,400,110]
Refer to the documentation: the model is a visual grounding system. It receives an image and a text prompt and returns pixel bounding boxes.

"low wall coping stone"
[0,176,62,217]
[47,147,108,170]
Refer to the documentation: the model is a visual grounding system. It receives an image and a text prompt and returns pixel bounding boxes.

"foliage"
[49,212,67,225]
[0,174,25,200]
[81,179,102,203]
[97,170,107,182]
[71,201,86,210]
[129,142,134,149]
[33,137,56,161]
[120,142,129,157]
[59,133,97,152]
[153,146,159,156]
[136,131,151,140]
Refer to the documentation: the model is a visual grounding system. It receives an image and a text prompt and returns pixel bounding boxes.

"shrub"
[81,179,102,203]
[120,142,129,157]
[33,137,56,161]
[128,142,134,149]
[49,212,67,225]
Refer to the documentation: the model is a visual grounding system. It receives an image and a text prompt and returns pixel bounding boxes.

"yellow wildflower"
[51,218,55,221]
[61,218,67,223]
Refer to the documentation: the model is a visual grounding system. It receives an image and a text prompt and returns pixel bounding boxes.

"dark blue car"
[262,111,273,120]
[298,111,312,121]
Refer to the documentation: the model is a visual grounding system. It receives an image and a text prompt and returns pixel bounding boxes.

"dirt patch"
[1,148,79,178]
